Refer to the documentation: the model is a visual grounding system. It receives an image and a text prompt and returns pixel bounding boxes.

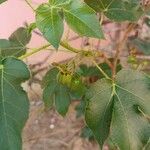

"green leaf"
[63,0,104,39]
[49,0,70,6]
[0,0,6,4]
[9,27,31,46]
[144,140,150,150]
[36,3,64,49]
[27,22,37,34]
[36,0,104,48]
[0,57,30,150]
[78,62,121,78]
[75,97,86,118]
[129,38,150,55]
[85,69,150,149]
[42,68,58,108]
[42,68,71,116]
[85,79,114,148]
[84,0,143,22]
[55,84,70,115]
[0,27,31,59]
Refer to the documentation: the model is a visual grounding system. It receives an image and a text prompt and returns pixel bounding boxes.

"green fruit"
[70,76,86,98]
[128,56,137,63]
[71,78,81,90]
[58,72,72,86]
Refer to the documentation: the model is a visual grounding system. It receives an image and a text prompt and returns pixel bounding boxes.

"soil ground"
[22,84,100,150]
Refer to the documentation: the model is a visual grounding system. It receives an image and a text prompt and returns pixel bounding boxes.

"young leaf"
[55,84,71,116]
[63,0,104,39]
[36,3,64,49]
[0,27,31,59]
[85,0,143,22]
[27,22,37,34]
[0,57,30,150]
[42,68,71,116]
[42,68,58,108]
[85,69,150,149]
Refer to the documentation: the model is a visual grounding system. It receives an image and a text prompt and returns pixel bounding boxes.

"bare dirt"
[22,81,100,150]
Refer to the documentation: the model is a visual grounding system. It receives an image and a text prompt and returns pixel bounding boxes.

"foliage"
[85,69,150,149]
[0,57,30,149]
[0,0,150,150]
[0,27,31,60]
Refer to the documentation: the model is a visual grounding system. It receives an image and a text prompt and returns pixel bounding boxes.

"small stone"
[49,124,55,129]
[36,101,43,106]
[35,119,39,124]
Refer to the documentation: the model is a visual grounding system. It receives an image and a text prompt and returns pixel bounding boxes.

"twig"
[24,0,35,11]
[112,23,136,79]
[93,60,111,80]
[60,41,80,53]
[19,44,51,60]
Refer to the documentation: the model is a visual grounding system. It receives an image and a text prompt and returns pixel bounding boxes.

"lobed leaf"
[63,0,104,39]
[84,0,143,22]
[42,67,86,116]
[85,69,150,150]
[36,0,104,48]
[36,4,64,49]
[0,27,31,60]
[42,68,71,116]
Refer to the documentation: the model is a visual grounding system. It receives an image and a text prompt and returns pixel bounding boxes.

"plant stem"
[93,60,110,80]
[112,23,135,79]
[19,40,79,60]
[60,41,80,53]
[19,44,51,60]
[61,41,114,73]
[25,0,35,11]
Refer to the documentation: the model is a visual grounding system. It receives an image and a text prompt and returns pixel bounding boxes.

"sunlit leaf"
[63,0,104,38]
[36,4,64,49]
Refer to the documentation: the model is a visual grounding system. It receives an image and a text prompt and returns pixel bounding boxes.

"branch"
[24,0,35,11]
[19,44,51,60]
[60,41,80,53]
[93,60,111,80]
[112,23,136,79]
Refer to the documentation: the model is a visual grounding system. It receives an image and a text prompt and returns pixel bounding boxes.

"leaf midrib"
[1,66,11,147]
[99,0,116,11]
[63,8,99,36]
